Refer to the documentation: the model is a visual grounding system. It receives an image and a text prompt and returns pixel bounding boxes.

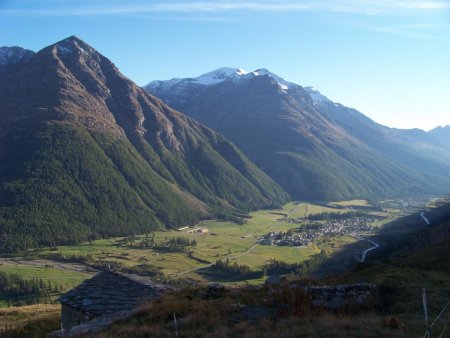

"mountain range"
[1,37,449,252]
[429,125,450,145]
[146,68,450,201]
[0,37,287,252]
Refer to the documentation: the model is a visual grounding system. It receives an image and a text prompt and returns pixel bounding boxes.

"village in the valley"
[258,215,382,247]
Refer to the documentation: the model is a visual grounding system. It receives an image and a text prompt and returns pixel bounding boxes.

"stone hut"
[60,270,171,331]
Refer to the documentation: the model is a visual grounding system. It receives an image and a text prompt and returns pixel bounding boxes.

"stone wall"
[61,305,98,331]
[306,284,375,311]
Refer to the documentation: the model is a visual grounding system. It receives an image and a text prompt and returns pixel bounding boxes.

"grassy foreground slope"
[2,199,449,337]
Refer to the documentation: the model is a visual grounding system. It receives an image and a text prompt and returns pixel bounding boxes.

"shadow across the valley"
[313,201,450,279]
[197,265,262,283]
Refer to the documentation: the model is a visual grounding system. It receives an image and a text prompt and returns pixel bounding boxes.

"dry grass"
[94,283,417,338]
[331,200,370,207]
[0,304,60,336]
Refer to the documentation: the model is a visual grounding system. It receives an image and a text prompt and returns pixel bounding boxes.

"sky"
[0,0,449,131]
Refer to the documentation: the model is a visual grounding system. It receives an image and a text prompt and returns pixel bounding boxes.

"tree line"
[213,250,328,279]
[0,272,57,306]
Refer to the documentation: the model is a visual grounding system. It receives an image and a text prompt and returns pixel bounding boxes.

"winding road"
[356,210,430,263]
[420,211,430,225]
[356,238,380,263]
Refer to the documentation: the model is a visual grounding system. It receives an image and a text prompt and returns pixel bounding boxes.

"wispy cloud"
[349,22,450,41]
[2,0,449,17]
[1,2,312,16]
[363,10,383,17]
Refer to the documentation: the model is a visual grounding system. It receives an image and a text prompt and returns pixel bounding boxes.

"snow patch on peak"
[304,86,331,104]
[145,67,298,93]
[193,67,296,90]
[199,67,248,77]
[236,68,248,75]
[195,67,249,85]
[253,69,295,90]
[55,37,93,57]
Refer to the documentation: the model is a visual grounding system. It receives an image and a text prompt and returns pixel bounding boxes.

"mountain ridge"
[429,125,450,147]
[145,67,450,200]
[0,38,288,252]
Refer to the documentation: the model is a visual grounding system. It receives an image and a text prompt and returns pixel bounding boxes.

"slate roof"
[60,270,171,316]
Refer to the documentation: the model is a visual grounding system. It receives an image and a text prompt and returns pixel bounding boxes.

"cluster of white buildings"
[259,216,381,247]
[258,231,308,246]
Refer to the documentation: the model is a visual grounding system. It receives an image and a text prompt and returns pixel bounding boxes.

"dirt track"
[0,257,96,274]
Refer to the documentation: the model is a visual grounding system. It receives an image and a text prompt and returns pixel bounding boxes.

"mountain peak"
[200,67,248,77]
[194,67,248,85]
[52,35,95,58]
[145,67,298,92]
[57,35,86,45]
[429,125,450,146]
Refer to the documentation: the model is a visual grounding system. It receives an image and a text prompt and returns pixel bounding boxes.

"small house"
[60,269,171,331]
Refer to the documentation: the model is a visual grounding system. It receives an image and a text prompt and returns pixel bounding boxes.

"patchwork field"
[0,199,411,305]
[0,262,93,291]
[281,201,350,219]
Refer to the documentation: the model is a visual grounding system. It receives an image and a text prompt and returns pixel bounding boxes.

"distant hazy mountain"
[429,125,450,147]
[145,68,450,201]
[0,40,287,252]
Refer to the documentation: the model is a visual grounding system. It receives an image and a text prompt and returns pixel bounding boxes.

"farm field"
[281,201,350,219]
[331,199,371,207]
[0,262,93,291]
[0,199,408,304]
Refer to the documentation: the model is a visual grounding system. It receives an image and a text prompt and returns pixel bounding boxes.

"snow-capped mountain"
[145,67,297,94]
[146,67,337,107]
[145,68,450,201]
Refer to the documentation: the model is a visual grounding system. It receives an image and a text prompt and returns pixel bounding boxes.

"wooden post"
[422,288,430,338]
[173,312,178,338]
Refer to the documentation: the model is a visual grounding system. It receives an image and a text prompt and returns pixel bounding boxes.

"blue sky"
[0,0,449,130]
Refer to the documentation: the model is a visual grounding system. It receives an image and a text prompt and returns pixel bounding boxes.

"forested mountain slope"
[0,39,288,252]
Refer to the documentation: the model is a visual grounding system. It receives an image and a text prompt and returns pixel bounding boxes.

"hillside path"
[356,239,379,263]
[356,210,431,263]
